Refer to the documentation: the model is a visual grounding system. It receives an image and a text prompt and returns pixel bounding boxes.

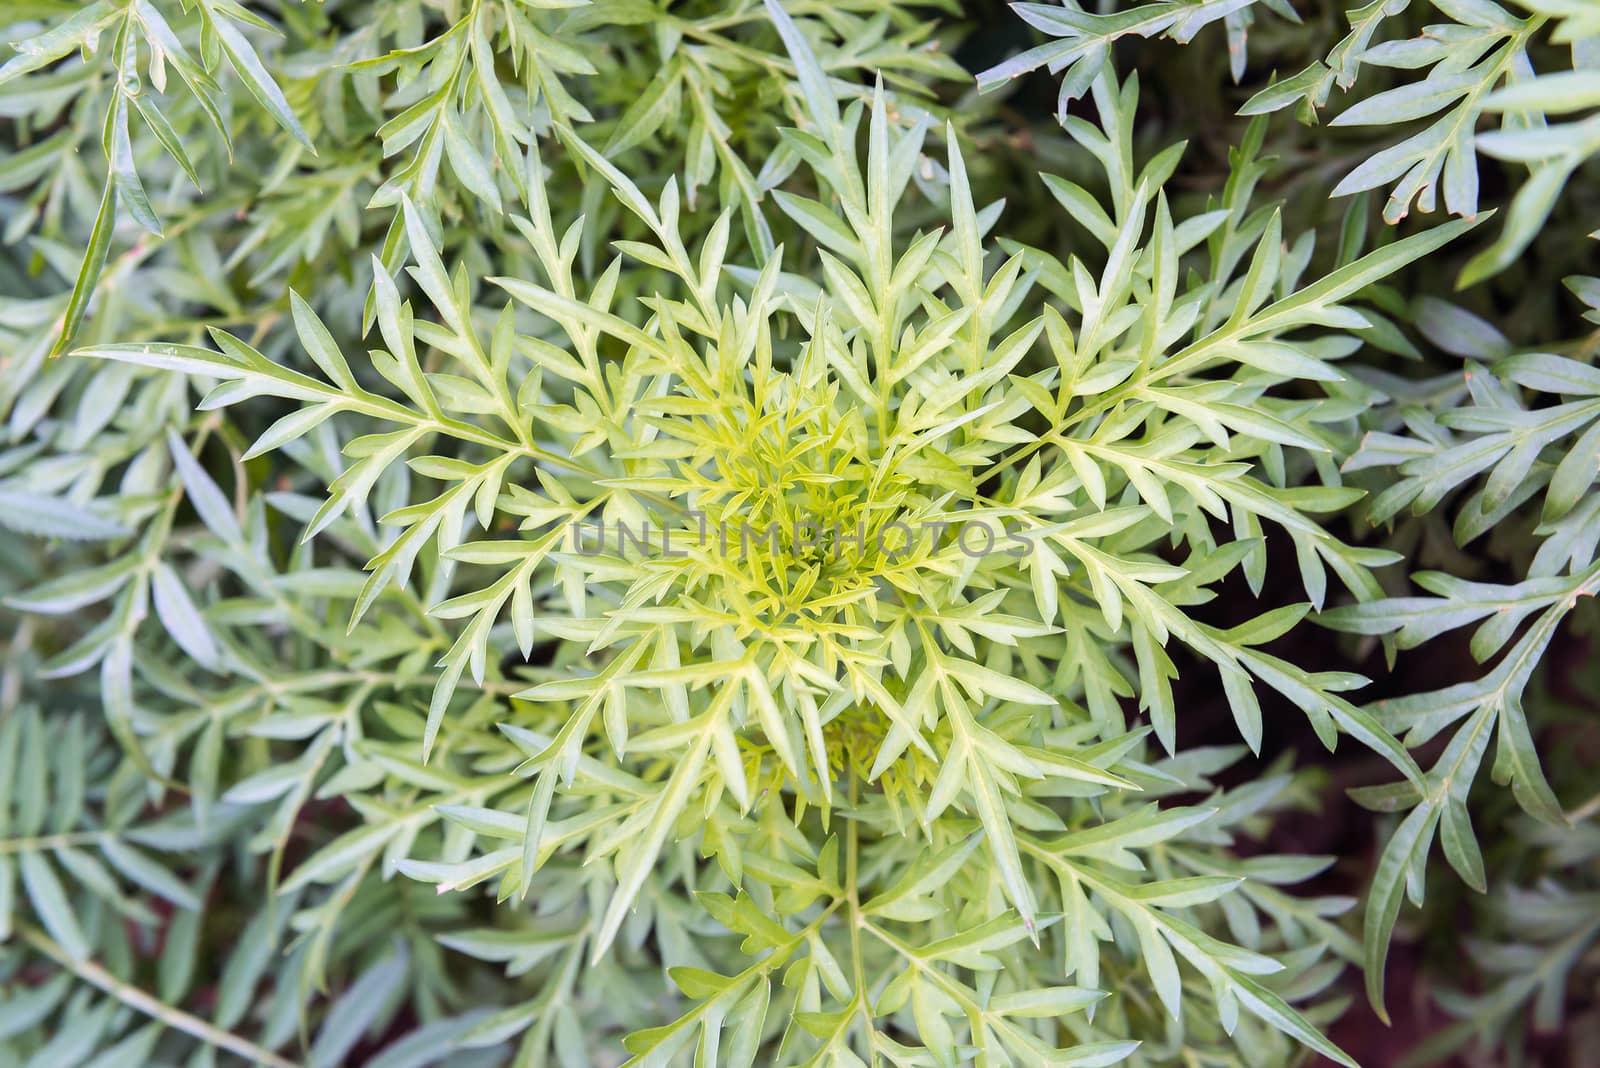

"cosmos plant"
[1,2,1597,1066]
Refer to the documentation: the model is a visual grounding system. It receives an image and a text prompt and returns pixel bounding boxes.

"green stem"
[844,772,879,1064]
[19,923,304,1068]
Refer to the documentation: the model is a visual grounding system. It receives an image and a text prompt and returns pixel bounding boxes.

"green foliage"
[1,0,1597,1066]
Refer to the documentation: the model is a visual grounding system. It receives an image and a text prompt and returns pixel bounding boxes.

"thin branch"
[18,923,305,1068]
